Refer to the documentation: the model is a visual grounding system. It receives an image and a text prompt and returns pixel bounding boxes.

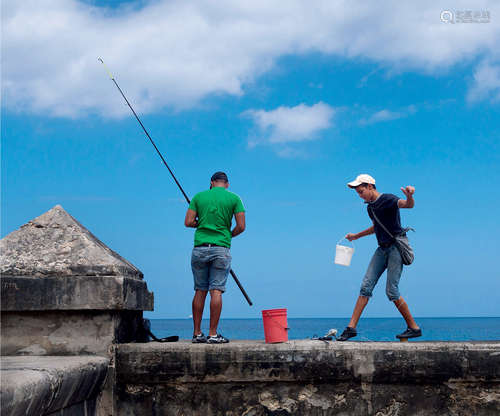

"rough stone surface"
[0,204,153,356]
[115,340,500,415]
[0,205,142,278]
[0,356,109,416]
[1,275,153,311]
[1,311,146,356]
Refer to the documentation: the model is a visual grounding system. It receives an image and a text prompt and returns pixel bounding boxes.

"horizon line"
[147,316,500,320]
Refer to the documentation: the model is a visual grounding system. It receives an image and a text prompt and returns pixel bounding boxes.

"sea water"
[150,317,500,342]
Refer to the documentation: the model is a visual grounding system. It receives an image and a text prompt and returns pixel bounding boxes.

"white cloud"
[360,110,403,125]
[359,105,417,125]
[2,0,500,117]
[467,61,500,103]
[244,102,335,145]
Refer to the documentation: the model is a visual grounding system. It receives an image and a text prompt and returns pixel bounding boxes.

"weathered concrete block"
[115,340,500,415]
[0,205,142,278]
[0,205,153,356]
[0,205,153,312]
[1,311,146,356]
[1,275,153,311]
[0,356,109,416]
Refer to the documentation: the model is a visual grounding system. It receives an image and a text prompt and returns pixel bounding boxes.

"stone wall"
[1,310,144,356]
[115,340,500,416]
[0,205,153,416]
[1,356,109,416]
[0,205,153,356]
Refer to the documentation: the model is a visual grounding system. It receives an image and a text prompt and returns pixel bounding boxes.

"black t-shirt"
[367,193,403,246]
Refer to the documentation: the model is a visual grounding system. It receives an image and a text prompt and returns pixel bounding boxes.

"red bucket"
[262,308,289,343]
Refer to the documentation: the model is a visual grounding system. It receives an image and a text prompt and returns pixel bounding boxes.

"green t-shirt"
[188,187,245,248]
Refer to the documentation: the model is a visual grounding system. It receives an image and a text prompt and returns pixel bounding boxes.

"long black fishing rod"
[98,58,252,306]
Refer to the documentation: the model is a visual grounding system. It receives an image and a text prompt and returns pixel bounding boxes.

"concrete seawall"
[0,356,109,416]
[115,340,500,415]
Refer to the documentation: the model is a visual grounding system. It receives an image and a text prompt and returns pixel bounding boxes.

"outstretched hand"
[401,186,415,198]
[345,233,358,241]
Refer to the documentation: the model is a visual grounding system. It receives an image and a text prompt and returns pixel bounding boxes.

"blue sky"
[2,1,499,319]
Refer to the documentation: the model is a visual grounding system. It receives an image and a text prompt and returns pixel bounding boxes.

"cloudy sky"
[2,0,499,322]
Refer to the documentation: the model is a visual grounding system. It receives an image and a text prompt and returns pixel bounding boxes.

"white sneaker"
[207,334,229,344]
[192,333,207,343]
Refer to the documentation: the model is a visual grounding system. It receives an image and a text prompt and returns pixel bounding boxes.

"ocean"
[150,317,500,342]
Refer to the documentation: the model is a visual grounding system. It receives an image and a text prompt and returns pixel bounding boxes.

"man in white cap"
[338,174,421,341]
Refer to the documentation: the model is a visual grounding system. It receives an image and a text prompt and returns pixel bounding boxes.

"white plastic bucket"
[335,239,354,266]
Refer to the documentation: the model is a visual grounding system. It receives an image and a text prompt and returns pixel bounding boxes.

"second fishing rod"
[98,58,253,306]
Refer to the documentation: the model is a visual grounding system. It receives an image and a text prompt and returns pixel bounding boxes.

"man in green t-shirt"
[184,171,246,344]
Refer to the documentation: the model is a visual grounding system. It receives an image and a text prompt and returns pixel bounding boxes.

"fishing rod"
[98,58,253,306]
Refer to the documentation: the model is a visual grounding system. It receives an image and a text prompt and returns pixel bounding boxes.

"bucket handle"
[263,312,290,331]
[337,237,354,247]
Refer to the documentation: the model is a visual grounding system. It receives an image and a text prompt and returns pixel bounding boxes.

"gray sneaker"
[337,326,357,341]
[192,333,207,343]
[207,334,229,344]
[396,327,422,339]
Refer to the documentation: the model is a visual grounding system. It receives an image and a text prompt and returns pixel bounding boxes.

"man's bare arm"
[346,226,375,241]
[398,186,415,208]
[184,209,198,228]
[232,212,246,237]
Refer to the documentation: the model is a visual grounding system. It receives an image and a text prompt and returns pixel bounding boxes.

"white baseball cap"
[347,174,376,188]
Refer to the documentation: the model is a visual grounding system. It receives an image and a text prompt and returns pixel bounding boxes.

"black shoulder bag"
[136,318,179,343]
[369,207,415,265]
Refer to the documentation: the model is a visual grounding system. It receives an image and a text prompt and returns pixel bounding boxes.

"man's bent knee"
[387,290,401,302]
[360,287,373,298]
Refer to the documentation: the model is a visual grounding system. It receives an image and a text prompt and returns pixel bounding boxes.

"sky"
[2,0,499,319]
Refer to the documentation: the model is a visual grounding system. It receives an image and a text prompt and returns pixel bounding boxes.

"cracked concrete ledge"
[116,340,500,384]
[115,340,500,415]
[0,356,109,416]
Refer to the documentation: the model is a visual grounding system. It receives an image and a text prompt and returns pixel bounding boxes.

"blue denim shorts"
[360,245,403,301]
[191,246,231,292]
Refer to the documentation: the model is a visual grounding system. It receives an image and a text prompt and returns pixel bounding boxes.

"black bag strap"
[369,206,395,239]
[369,206,414,238]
